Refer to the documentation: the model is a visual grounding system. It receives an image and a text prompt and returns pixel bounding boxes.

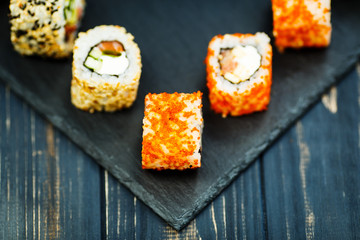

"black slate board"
[1,0,360,230]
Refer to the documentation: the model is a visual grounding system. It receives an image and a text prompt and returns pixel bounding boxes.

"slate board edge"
[0,51,359,231]
[174,50,360,230]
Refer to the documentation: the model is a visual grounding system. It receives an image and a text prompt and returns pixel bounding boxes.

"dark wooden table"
[1,63,359,239]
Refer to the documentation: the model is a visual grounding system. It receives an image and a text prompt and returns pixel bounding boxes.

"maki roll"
[272,0,331,51]
[205,33,272,118]
[9,0,85,58]
[142,92,203,170]
[71,25,142,113]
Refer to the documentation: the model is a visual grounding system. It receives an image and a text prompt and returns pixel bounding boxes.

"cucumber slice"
[64,0,71,8]
[104,52,123,58]
[64,8,71,21]
[69,9,77,25]
[84,57,102,72]
[64,0,77,24]
[88,47,102,60]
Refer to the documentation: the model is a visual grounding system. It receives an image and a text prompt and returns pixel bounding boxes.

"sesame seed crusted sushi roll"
[9,0,85,58]
[272,0,331,51]
[71,25,142,113]
[142,91,203,170]
[205,33,272,118]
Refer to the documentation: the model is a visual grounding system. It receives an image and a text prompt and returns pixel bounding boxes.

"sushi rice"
[205,32,272,117]
[272,0,332,50]
[71,25,142,113]
[142,91,203,170]
[9,0,85,58]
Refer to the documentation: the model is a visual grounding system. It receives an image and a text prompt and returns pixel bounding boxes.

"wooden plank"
[0,83,103,239]
[262,67,360,239]
[194,160,265,240]
[54,126,103,239]
[103,159,265,239]
[0,85,30,239]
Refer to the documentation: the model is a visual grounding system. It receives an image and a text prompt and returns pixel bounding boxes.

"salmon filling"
[83,41,129,76]
[219,45,261,84]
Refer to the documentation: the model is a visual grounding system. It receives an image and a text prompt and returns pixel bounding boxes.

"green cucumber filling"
[83,41,129,76]
[64,0,82,41]
[64,0,77,25]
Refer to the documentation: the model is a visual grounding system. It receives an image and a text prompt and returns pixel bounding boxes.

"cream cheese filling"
[84,46,129,76]
[220,45,261,84]
[96,53,129,75]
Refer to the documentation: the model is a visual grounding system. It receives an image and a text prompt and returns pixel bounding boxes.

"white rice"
[71,25,142,112]
[207,32,271,94]
[73,25,141,86]
[9,0,85,58]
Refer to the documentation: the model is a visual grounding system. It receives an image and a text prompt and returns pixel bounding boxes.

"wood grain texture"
[262,68,360,240]
[0,85,103,239]
[1,65,360,238]
[103,158,264,239]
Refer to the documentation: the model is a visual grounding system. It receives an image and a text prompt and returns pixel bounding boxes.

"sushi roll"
[9,0,85,58]
[142,91,203,170]
[71,25,142,113]
[205,33,272,118]
[272,0,331,51]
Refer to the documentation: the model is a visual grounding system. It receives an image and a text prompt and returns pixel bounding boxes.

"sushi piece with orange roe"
[272,0,332,51]
[205,33,272,118]
[141,91,203,170]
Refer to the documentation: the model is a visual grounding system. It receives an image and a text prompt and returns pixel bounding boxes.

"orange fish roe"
[205,33,273,117]
[272,0,331,51]
[141,91,203,170]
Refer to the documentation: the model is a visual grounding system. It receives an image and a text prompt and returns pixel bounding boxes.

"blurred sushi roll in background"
[9,0,85,58]
[205,33,272,118]
[272,0,331,51]
[142,92,203,170]
[71,25,142,113]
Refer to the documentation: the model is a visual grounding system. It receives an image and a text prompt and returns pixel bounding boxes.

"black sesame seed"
[32,20,39,30]
[15,30,27,38]
[27,10,35,17]
[52,25,61,31]
[34,0,46,5]
[51,8,58,14]
[9,14,20,20]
